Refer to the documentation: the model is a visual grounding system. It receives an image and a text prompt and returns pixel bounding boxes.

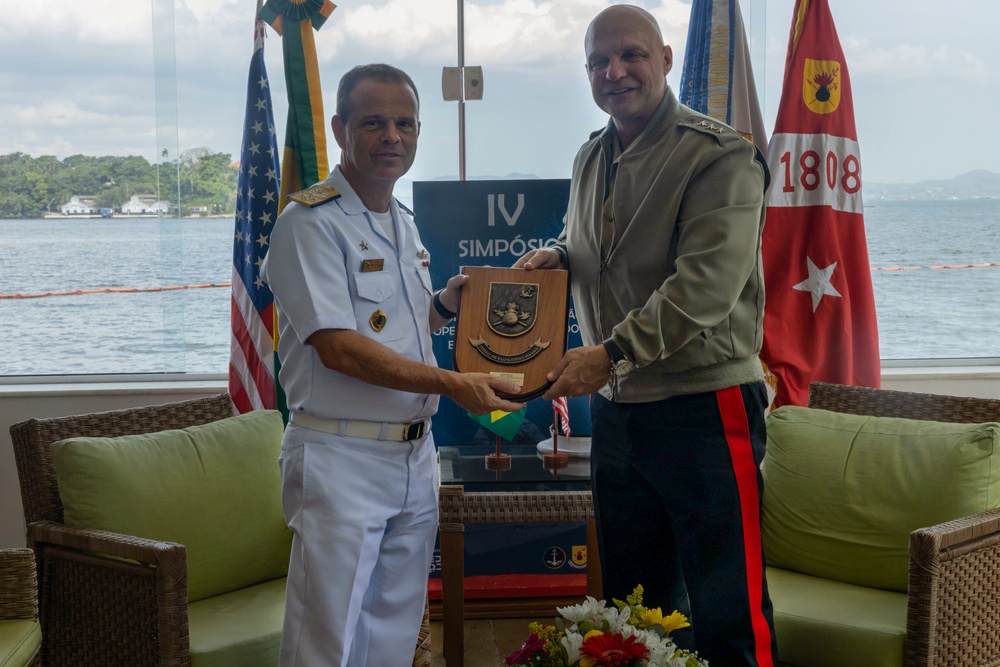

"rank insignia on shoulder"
[694,119,725,134]
[287,185,341,207]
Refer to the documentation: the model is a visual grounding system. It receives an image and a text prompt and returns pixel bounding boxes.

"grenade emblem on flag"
[802,58,841,114]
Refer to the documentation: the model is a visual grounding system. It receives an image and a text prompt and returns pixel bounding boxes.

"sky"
[1,0,998,186]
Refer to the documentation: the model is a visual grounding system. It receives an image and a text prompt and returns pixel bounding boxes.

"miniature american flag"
[553,396,571,437]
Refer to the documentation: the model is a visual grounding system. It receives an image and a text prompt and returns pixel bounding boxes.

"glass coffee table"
[436,443,601,666]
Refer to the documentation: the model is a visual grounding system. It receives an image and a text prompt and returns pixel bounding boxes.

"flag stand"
[543,411,569,471]
[485,434,511,471]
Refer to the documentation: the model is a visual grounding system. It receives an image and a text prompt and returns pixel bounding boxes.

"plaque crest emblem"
[453,266,569,401]
[487,282,538,337]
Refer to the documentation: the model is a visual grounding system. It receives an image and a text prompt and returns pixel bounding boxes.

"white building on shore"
[120,195,170,215]
[60,196,100,215]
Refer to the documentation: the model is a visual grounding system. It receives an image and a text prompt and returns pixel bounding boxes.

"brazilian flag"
[258,0,335,422]
[467,408,527,442]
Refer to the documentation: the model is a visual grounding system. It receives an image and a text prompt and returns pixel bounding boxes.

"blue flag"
[679,0,768,155]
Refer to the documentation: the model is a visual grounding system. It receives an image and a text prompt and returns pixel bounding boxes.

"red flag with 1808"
[760,0,880,409]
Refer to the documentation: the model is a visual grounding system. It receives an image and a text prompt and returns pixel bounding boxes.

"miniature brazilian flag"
[467,408,527,442]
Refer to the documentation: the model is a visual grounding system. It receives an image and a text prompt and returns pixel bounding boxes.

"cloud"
[314,0,691,74]
[7,0,1000,184]
[840,36,989,81]
[0,0,153,46]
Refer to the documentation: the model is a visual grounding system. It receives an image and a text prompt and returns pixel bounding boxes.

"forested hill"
[0,150,239,218]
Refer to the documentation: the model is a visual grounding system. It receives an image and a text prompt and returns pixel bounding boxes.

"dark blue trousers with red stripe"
[590,381,778,667]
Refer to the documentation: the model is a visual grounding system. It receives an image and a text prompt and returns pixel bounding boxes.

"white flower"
[620,625,674,666]
[603,604,633,633]
[561,630,583,663]
[556,596,607,625]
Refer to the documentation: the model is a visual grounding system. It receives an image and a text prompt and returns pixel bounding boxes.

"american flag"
[553,396,571,437]
[229,19,280,414]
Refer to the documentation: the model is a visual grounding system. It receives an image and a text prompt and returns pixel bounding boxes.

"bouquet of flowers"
[503,586,709,667]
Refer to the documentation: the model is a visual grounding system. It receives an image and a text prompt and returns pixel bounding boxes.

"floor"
[428,617,549,667]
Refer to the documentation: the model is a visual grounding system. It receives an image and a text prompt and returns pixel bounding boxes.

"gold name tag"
[362,258,385,272]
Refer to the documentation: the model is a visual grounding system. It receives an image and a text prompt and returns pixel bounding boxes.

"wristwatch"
[603,338,635,377]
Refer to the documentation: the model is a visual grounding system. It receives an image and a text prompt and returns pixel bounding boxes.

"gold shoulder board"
[287,185,342,208]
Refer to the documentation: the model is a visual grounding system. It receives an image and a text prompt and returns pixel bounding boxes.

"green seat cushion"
[767,567,906,667]
[51,409,292,602]
[189,577,285,667]
[0,619,41,667]
[763,406,1000,591]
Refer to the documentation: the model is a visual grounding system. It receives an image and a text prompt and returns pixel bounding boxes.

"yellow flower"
[638,608,691,634]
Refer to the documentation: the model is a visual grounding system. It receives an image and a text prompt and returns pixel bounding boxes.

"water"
[2,200,999,376]
[3,217,233,376]
[864,199,1000,360]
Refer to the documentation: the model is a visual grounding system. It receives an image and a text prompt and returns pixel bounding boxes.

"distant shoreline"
[34,213,232,220]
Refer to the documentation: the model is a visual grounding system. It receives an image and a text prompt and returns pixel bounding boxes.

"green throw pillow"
[762,405,1000,592]
[51,409,291,603]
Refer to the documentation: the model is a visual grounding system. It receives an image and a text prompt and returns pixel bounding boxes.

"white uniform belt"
[291,412,430,442]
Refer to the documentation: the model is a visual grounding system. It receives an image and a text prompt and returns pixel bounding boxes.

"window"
[3,0,999,376]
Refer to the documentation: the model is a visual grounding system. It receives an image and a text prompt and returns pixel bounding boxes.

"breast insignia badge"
[370,310,387,333]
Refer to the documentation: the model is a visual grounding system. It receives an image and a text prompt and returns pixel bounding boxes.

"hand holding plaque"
[453,266,570,401]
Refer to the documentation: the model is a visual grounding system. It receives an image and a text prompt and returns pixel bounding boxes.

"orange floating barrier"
[1,282,233,300]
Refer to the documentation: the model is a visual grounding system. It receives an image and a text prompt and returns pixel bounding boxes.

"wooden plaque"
[453,266,569,401]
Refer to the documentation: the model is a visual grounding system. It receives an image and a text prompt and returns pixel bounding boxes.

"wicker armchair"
[10,393,431,667]
[11,394,236,666]
[0,548,41,667]
[801,382,1000,667]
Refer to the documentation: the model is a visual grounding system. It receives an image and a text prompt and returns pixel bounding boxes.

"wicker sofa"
[10,393,431,667]
[0,548,41,667]
[763,382,1000,667]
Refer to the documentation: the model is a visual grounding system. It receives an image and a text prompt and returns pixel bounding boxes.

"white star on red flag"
[793,257,842,312]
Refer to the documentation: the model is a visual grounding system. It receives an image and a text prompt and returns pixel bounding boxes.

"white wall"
[4,367,1000,549]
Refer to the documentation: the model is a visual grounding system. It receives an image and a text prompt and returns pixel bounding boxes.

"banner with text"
[414,179,590,445]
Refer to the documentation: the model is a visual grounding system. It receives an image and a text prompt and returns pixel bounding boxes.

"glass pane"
[4,0,1000,376]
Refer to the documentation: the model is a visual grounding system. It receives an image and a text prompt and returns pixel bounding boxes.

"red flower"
[504,632,545,665]
[580,632,649,666]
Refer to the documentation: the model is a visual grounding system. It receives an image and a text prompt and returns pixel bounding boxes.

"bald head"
[583,4,672,146]
[585,4,664,51]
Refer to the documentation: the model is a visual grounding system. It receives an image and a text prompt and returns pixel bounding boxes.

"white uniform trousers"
[278,423,439,667]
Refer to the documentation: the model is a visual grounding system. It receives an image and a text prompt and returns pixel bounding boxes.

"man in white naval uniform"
[261,63,525,667]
